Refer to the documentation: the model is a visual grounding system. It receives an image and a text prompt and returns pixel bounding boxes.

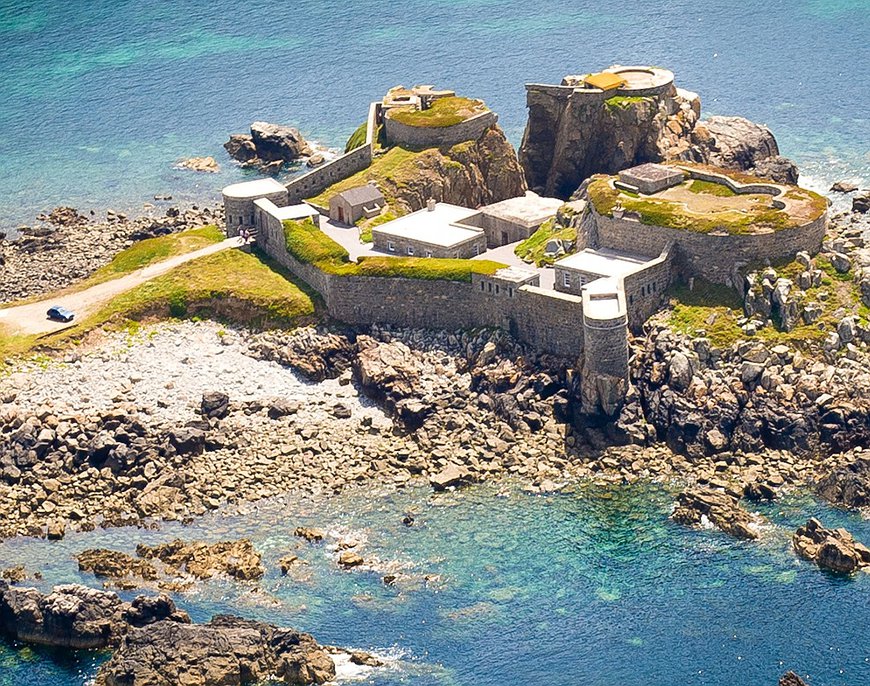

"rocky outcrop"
[178,156,220,173]
[78,549,159,583]
[792,518,870,574]
[224,122,313,173]
[816,451,870,509]
[671,487,760,540]
[690,116,798,184]
[0,581,188,649]
[135,539,265,581]
[519,72,797,198]
[95,615,335,686]
[249,327,357,381]
[376,125,527,213]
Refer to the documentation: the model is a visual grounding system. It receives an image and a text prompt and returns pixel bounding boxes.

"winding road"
[0,236,242,337]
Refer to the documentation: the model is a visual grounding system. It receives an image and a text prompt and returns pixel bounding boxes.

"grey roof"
[335,184,384,207]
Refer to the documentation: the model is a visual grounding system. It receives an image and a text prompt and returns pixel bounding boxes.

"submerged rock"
[135,539,264,581]
[779,671,809,686]
[792,518,870,574]
[671,487,760,540]
[178,156,220,173]
[78,548,159,582]
[429,463,473,491]
[94,615,335,686]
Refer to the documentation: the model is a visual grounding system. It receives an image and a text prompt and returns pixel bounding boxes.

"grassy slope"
[345,122,368,152]
[514,218,577,267]
[306,146,421,208]
[667,257,868,349]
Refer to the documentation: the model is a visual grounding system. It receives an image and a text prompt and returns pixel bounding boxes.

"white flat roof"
[556,248,650,278]
[255,198,318,220]
[222,177,286,199]
[373,203,483,247]
[480,192,564,226]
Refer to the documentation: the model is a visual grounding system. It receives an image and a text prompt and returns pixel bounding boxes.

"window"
[426,250,433,258]
[563,272,571,287]
[495,284,500,295]
[473,244,480,256]
[508,287,514,298]
[487,282,492,293]
[407,246,414,256]
[388,241,395,252]
[480,282,485,292]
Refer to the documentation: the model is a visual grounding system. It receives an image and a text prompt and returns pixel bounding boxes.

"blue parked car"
[46,305,75,322]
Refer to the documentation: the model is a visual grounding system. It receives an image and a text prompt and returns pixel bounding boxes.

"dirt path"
[0,236,242,336]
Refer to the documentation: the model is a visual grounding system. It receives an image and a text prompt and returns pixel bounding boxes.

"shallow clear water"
[0,0,868,230]
[1,482,868,685]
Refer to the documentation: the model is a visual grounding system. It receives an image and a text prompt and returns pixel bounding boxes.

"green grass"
[387,97,487,128]
[666,279,744,347]
[604,95,651,110]
[0,249,315,361]
[687,179,736,197]
[283,218,505,282]
[82,250,315,330]
[514,217,577,266]
[345,121,368,152]
[306,146,421,208]
[357,210,397,244]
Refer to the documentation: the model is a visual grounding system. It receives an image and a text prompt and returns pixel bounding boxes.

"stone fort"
[220,73,828,415]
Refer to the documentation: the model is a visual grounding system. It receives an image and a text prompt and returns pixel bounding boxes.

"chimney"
[427,198,436,212]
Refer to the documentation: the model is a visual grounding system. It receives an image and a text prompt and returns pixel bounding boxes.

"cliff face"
[380,125,527,213]
[519,81,797,199]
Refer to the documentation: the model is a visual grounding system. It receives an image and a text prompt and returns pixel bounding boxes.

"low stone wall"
[592,209,827,284]
[383,110,498,149]
[285,144,373,204]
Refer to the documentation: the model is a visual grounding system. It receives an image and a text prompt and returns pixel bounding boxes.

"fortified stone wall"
[622,245,673,329]
[224,188,287,237]
[383,110,498,149]
[592,209,827,284]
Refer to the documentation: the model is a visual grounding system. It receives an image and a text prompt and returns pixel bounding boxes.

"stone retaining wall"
[592,208,827,284]
[384,110,498,149]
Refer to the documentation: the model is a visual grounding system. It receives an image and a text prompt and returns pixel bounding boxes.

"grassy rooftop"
[514,216,578,267]
[387,96,487,128]
[586,169,827,235]
[283,218,505,282]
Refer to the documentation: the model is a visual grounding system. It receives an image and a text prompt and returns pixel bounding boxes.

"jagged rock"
[178,156,220,173]
[78,549,159,582]
[816,454,870,509]
[250,121,312,162]
[249,329,357,381]
[429,464,472,491]
[224,134,258,163]
[278,555,301,575]
[294,527,324,543]
[671,488,759,540]
[167,427,206,455]
[779,671,809,686]
[94,616,334,686]
[201,391,230,419]
[135,539,264,581]
[852,191,870,214]
[668,352,693,391]
[831,181,858,193]
[0,582,187,650]
[1,566,28,583]
[45,206,88,227]
[792,518,870,574]
[353,339,421,403]
[337,551,364,568]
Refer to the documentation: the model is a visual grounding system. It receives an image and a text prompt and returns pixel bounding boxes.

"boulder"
[306,153,325,167]
[698,116,798,184]
[429,464,472,491]
[792,518,870,574]
[94,616,334,686]
[200,391,230,419]
[338,551,364,568]
[249,121,312,162]
[294,527,324,543]
[816,454,870,509]
[671,488,760,540]
[852,191,870,214]
[830,180,858,193]
[829,251,851,273]
[353,339,421,404]
[224,134,258,163]
[167,427,206,455]
[668,352,693,391]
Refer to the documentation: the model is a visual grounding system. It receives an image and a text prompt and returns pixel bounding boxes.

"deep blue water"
[0,482,868,686]
[0,0,868,230]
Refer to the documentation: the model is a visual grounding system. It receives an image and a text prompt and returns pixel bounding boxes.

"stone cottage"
[329,184,386,225]
[371,200,487,258]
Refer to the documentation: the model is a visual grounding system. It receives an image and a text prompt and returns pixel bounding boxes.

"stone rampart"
[622,244,673,329]
[592,208,827,284]
[384,110,498,149]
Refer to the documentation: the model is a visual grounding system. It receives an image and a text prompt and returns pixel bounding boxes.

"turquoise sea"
[1,2,869,684]
[0,482,868,686]
[0,0,868,230]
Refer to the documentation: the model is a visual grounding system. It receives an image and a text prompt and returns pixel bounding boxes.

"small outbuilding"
[329,184,386,225]
[371,200,486,259]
